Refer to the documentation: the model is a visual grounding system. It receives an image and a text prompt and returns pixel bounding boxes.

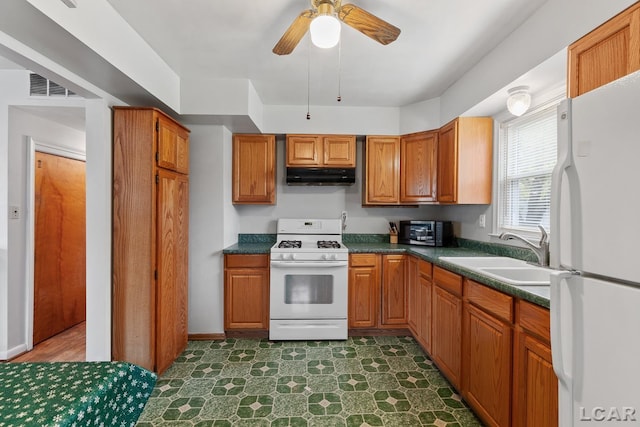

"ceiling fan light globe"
[310,15,341,48]
[506,86,531,116]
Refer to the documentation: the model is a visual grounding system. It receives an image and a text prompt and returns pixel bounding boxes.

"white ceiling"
[106,0,550,108]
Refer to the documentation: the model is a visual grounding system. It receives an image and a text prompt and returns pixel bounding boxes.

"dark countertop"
[223,241,550,308]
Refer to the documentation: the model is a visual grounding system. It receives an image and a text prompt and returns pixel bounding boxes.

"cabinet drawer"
[518,300,551,342]
[350,253,379,267]
[419,260,433,280]
[225,254,269,269]
[433,266,462,296]
[465,279,514,323]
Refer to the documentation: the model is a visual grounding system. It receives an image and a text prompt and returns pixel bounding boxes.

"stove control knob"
[322,254,329,260]
[291,254,297,260]
[331,254,337,260]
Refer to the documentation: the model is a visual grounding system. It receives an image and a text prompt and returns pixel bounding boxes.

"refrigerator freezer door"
[552,273,640,425]
[562,70,640,282]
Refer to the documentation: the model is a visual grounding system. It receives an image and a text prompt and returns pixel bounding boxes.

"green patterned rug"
[137,336,483,426]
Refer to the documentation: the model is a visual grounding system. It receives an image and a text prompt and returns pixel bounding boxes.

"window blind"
[498,103,558,234]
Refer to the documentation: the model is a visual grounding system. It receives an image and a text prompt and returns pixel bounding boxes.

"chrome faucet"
[499,225,550,267]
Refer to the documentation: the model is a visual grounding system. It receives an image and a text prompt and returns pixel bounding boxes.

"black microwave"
[398,220,454,247]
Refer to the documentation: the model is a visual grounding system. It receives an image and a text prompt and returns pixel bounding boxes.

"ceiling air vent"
[29,73,77,97]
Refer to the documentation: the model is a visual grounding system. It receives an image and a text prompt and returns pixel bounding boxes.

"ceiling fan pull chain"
[337,37,342,102]
[307,38,311,120]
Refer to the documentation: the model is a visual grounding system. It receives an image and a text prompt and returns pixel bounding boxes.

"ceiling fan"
[273,0,401,55]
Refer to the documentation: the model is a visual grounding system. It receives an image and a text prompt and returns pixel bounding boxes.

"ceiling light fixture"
[309,2,341,49]
[506,86,532,116]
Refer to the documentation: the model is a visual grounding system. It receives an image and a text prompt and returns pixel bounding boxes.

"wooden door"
[156,169,189,374]
[568,3,640,97]
[233,134,276,204]
[400,131,438,203]
[437,120,458,203]
[432,285,462,389]
[463,303,512,427]
[323,135,356,167]
[364,136,400,204]
[381,255,407,326]
[406,256,419,333]
[34,151,86,345]
[348,254,380,329]
[417,261,433,353]
[286,135,320,166]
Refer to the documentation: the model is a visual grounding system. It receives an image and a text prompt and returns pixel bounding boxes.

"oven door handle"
[270,261,348,268]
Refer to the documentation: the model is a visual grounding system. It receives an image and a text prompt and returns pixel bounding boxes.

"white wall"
[0,70,86,358]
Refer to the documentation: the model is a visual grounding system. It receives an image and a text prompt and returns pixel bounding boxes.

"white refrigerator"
[550,70,640,426]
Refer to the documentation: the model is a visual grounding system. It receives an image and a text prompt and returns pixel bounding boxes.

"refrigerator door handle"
[550,270,575,427]
[550,100,572,269]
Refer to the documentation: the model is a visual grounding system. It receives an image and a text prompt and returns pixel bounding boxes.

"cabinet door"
[568,3,640,97]
[463,303,512,427]
[381,255,407,326]
[437,120,458,203]
[406,256,419,333]
[400,131,437,203]
[323,135,356,167]
[156,169,189,374]
[513,332,558,427]
[348,255,380,328]
[417,262,432,353]
[224,267,269,330]
[233,134,276,204]
[365,136,400,204]
[287,135,320,166]
[157,114,190,174]
[432,285,462,389]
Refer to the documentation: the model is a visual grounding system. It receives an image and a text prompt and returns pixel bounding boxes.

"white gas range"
[269,218,348,341]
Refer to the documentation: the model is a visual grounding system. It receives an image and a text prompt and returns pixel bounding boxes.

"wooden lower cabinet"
[513,300,558,427]
[348,254,380,328]
[381,255,408,326]
[416,260,433,353]
[224,254,269,330]
[462,279,514,427]
[406,256,419,332]
[431,267,463,390]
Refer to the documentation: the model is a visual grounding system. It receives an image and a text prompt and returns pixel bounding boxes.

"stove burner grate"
[278,240,302,248]
[317,240,341,249]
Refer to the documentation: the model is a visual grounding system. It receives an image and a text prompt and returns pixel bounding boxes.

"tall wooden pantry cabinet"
[112,107,190,374]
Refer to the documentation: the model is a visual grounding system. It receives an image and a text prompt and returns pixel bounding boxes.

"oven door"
[269,260,348,320]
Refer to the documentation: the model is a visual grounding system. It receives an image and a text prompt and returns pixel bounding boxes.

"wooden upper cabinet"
[568,2,640,98]
[157,114,190,174]
[400,131,438,203]
[323,135,356,166]
[286,134,356,167]
[437,117,493,204]
[232,134,276,205]
[364,136,401,205]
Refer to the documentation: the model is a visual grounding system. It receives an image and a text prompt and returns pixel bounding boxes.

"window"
[497,101,559,237]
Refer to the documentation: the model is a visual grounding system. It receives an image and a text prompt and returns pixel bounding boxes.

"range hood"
[286,167,356,186]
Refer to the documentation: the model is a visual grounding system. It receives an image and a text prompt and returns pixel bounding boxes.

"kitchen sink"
[438,256,551,286]
[439,256,529,269]
[477,266,552,286]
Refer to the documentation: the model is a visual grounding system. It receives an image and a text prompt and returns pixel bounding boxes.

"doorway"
[28,143,87,360]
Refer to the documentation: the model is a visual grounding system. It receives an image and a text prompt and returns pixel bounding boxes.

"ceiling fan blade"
[273,10,314,55]
[338,4,400,45]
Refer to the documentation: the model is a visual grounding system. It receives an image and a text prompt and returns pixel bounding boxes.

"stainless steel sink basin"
[438,256,551,286]
[478,266,552,286]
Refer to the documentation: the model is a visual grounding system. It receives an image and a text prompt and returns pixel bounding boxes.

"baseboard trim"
[224,330,269,339]
[2,343,29,361]
[188,333,226,341]
[348,328,410,337]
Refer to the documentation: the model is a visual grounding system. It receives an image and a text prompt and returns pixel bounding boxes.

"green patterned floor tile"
[138,336,483,427]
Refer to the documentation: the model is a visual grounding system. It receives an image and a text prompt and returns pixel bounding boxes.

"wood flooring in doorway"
[10,321,85,362]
